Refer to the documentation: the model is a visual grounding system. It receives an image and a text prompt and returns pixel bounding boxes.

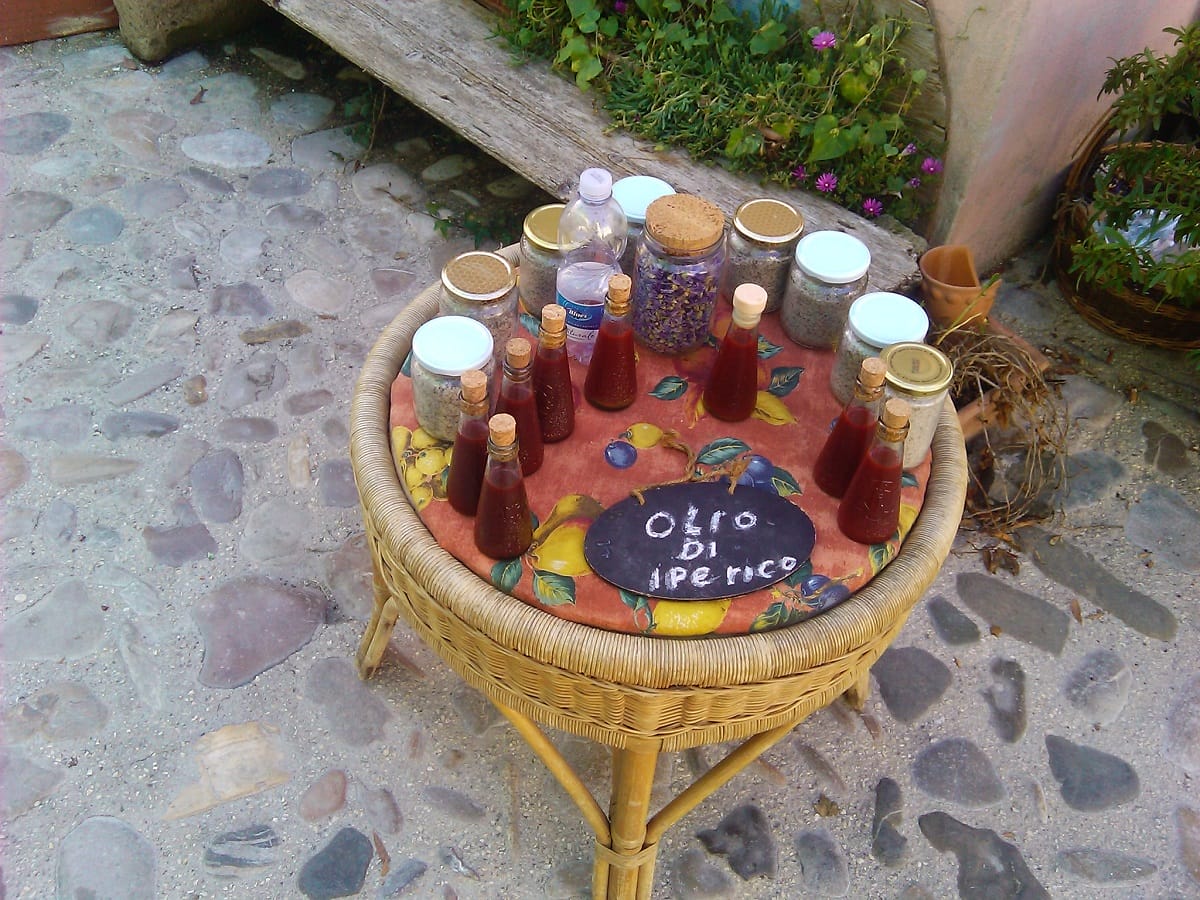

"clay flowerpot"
[919,244,999,329]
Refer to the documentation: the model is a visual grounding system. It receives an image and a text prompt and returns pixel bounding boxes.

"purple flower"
[815,172,838,193]
[614,0,627,11]
[921,156,944,175]
[791,164,807,181]
[907,176,922,188]
[812,31,837,50]
[862,197,883,218]
[901,142,917,156]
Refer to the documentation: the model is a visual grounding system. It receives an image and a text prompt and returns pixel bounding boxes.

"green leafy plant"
[1065,24,1200,308]
[499,0,942,228]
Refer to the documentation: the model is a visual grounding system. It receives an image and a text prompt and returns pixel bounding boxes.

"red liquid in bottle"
[496,380,543,475]
[702,325,759,421]
[584,317,637,410]
[474,465,533,558]
[837,444,903,544]
[532,342,575,442]
[446,417,489,515]
[813,404,877,498]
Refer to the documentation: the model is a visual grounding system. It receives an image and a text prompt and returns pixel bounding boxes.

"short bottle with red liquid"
[813,356,887,499]
[495,337,544,476]
[837,397,911,544]
[446,369,490,515]
[584,273,637,410]
[702,282,767,421]
[532,305,575,442]
[473,413,534,559]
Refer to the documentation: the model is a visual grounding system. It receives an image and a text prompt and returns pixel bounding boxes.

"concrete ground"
[1,16,1199,900]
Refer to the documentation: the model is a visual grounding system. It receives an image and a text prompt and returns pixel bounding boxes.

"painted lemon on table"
[527,494,605,578]
[651,598,733,636]
[390,425,450,510]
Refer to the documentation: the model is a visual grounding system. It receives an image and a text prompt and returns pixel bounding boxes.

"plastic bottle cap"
[644,194,725,252]
[541,304,566,333]
[460,369,488,403]
[442,251,516,302]
[578,167,613,202]
[607,273,632,301]
[794,231,871,284]
[881,342,954,394]
[846,292,930,348]
[733,198,804,244]
[859,356,887,389]
[612,175,676,225]
[731,283,768,326]
[523,203,564,251]
[489,413,517,446]
[506,337,532,367]
[882,397,911,429]
[411,316,494,376]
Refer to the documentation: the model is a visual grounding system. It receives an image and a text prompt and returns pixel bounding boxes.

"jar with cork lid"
[829,291,929,406]
[880,341,953,468]
[632,193,727,354]
[410,315,495,443]
[439,250,518,368]
[721,198,804,314]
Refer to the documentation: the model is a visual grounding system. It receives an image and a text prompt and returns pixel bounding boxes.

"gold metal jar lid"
[732,198,803,245]
[522,203,564,252]
[881,342,954,395]
[644,193,725,253]
[441,251,516,302]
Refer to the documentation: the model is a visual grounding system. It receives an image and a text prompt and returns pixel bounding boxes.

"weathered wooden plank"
[269,0,921,288]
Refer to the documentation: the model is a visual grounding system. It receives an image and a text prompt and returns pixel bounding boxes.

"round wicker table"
[350,248,968,900]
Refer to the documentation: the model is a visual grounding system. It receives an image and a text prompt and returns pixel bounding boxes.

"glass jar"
[830,292,929,406]
[612,175,676,279]
[410,316,495,443]
[632,193,726,354]
[721,198,804,313]
[881,341,953,468]
[439,250,517,368]
[517,203,563,318]
[780,231,871,349]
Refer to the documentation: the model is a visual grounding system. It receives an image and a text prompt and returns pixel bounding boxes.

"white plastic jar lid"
[611,175,676,225]
[411,316,494,376]
[847,292,929,348]
[794,230,871,283]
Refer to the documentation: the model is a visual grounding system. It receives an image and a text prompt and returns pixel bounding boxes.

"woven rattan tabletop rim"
[349,246,967,691]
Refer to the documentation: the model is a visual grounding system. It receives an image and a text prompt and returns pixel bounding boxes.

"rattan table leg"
[605,745,660,900]
[356,593,400,679]
[842,668,872,710]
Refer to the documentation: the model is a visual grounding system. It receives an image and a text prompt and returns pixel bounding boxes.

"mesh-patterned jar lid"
[441,251,516,303]
[846,292,929,348]
[794,230,871,283]
[732,198,804,245]
[881,342,953,394]
[644,194,725,253]
[612,175,675,225]
[522,204,564,252]
[411,316,493,376]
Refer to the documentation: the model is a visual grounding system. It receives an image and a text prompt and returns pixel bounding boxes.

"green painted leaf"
[401,350,412,378]
[697,437,751,465]
[491,557,523,592]
[650,375,689,400]
[533,570,576,606]
[619,588,654,633]
[869,541,895,575]
[901,471,919,488]
[757,335,782,359]
[519,310,541,337]
[771,467,803,498]
[785,558,813,587]
[750,601,793,632]
[767,365,804,396]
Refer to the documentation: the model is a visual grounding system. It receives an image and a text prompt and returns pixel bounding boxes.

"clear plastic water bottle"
[556,168,628,363]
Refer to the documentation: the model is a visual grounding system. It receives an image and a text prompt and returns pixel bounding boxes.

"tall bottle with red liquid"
[812,356,887,499]
[473,414,534,559]
[702,282,767,421]
[495,337,544,476]
[532,304,575,442]
[837,398,911,544]
[446,369,490,515]
[583,273,637,411]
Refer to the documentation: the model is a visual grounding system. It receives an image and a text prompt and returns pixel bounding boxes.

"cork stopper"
[731,283,768,327]
[859,357,887,390]
[541,304,566,334]
[644,193,725,253]
[882,397,911,430]
[489,413,517,447]
[607,273,632,302]
[505,337,531,368]
[460,369,488,403]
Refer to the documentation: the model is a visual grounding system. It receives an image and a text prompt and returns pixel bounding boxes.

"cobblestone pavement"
[2,17,1199,900]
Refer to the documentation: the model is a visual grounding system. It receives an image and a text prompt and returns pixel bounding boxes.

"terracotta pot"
[919,244,998,329]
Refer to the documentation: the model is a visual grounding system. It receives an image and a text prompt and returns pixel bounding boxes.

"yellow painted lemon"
[652,599,732,637]
[898,503,919,540]
[533,494,604,542]
[414,447,446,476]
[409,483,433,510]
[391,425,412,453]
[410,428,442,450]
[404,465,425,491]
[529,520,592,577]
[623,423,664,449]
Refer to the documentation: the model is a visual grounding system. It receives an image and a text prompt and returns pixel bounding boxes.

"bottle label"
[557,291,603,343]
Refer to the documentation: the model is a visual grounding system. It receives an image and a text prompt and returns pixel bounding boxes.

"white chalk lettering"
[645,511,674,539]
[780,556,798,572]
[756,560,776,579]
[709,510,727,532]
[666,566,688,590]
[682,504,702,536]
[727,564,754,585]
[733,510,757,530]
[691,567,714,587]
[678,539,705,561]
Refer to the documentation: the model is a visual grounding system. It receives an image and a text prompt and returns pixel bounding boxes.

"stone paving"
[2,17,1199,900]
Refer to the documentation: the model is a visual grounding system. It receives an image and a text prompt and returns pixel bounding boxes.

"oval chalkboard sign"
[584,482,816,601]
